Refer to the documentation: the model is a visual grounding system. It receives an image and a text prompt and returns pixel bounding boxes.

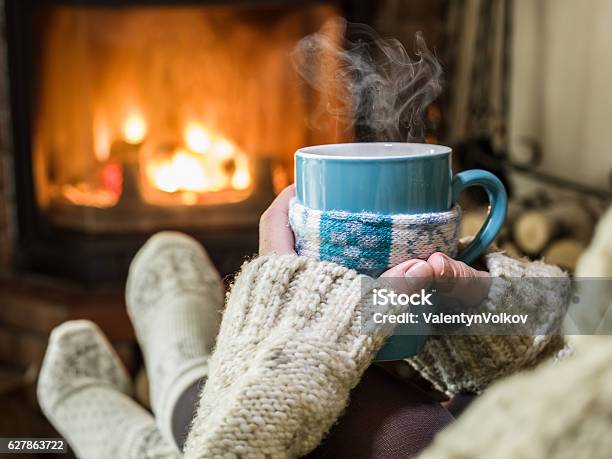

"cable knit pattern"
[183,255,391,459]
[405,251,570,395]
[289,198,461,276]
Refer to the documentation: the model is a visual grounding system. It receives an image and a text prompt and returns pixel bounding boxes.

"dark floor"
[0,366,75,459]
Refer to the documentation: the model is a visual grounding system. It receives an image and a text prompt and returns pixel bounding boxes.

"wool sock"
[126,231,224,447]
[37,320,180,459]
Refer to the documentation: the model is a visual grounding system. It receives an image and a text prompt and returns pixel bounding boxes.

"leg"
[171,378,203,450]
[126,231,224,447]
[37,320,179,459]
[307,365,454,458]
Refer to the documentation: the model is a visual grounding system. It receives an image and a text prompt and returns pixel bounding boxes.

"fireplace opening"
[6,1,361,284]
[33,4,350,232]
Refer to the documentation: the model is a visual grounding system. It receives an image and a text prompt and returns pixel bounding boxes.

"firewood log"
[498,201,523,241]
[500,241,523,259]
[513,201,594,255]
[543,238,586,272]
[513,210,552,255]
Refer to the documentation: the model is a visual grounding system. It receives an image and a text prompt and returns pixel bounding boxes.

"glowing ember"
[231,169,250,190]
[60,183,119,208]
[122,112,147,144]
[146,138,251,197]
[151,149,209,193]
[184,122,212,154]
[146,123,252,198]
[231,154,250,190]
[101,162,123,196]
[211,138,235,160]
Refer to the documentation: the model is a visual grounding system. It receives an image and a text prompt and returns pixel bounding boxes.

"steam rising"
[291,19,443,142]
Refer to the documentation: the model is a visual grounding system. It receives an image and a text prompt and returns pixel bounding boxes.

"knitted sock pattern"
[37,320,180,459]
[126,231,223,447]
[289,198,461,276]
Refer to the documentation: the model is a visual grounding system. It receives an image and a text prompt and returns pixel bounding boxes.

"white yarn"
[183,255,391,458]
[37,320,180,459]
[126,231,224,447]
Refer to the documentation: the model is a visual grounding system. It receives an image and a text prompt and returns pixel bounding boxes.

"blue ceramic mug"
[293,142,507,360]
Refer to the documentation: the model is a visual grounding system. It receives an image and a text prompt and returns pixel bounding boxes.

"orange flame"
[122,112,147,144]
[184,122,212,154]
[145,121,252,199]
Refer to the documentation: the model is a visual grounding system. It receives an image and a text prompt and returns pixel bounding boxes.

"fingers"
[259,185,297,256]
[380,259,434,294]
[381,259,432,279]
[427,252,490,306]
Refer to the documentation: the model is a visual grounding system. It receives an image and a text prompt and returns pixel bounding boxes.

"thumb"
[427,252,490,306]
[380,259,434,294]
[427,252,489,279]
[259,185,296,256]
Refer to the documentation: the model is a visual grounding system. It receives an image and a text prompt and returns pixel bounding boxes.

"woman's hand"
[426,252,491,306]
[258,186,489,291]
[377,254,491,301]
[259,185,297,256]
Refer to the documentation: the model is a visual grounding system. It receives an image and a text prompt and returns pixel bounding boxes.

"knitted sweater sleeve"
[417,336,612,459]
[405,251,570,395]
[183,253,570,456]
[182,254,389,459]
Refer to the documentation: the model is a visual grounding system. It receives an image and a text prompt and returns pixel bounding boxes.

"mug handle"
[452,169,508,265]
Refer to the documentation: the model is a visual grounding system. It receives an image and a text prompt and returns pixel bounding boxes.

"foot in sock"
[37,320,180,459]
[126,231,224,446]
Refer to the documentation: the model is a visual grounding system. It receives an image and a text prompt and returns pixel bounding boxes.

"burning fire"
[150,149,212,193]
[57,115,251,208]
[144,120,251,200]
[93,117,112,162]
[37,5,348,215]
[184,122,212,154]
[122,112,148,144]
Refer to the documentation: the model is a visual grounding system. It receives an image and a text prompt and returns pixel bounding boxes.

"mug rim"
[296,142,451,160]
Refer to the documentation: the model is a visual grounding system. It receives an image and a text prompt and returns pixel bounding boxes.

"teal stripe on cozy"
[319,210,393,276]
[289,198,461,278]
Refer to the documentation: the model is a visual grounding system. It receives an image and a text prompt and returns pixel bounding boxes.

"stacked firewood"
[461,196,605,273]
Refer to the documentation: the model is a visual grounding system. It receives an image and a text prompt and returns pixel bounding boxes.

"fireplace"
[5,0,368,285]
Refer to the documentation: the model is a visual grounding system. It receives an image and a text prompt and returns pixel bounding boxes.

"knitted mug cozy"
[289,198,462,276]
